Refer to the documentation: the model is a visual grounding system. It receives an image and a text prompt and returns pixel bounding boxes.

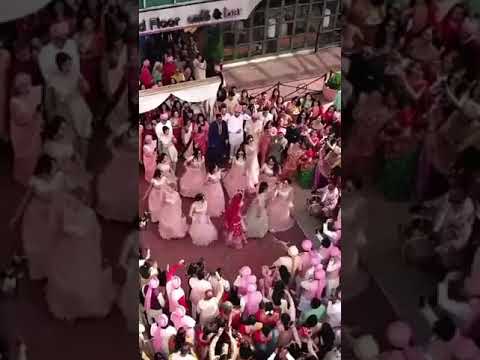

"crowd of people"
[1,0,139,358]
[137,252,342,360]
[139,84,342,246]
[137,48,344,358]
[343,0,480,357]
[139,32,210,89]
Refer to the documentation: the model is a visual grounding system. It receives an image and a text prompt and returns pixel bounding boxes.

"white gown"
[245,143,260,191]
[45,193,114,320]
[189,200,218,246]
[50,71,92,140]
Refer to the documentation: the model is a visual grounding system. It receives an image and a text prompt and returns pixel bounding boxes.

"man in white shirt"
[155,114,173,142]
[189,272,213,320]
[38,22,80,86]
[197,274,224,326]
[227,105,245,158]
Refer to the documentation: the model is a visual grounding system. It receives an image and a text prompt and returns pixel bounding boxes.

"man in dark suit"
[207,113,229,168]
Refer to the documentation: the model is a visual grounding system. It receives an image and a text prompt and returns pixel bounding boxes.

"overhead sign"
[139,0,261,34]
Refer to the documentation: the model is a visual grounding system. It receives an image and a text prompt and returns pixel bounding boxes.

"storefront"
[139,0,340,62]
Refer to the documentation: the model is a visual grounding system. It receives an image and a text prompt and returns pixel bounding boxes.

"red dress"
[162,62,177,86]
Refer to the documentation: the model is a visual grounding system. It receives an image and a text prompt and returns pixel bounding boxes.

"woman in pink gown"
[12,156,64,280]
[145,169,171,223]
[96,126,138,222]
[223,148,248,199]
[156,153,177,187]
[204,163,226,218]
[142,135,157,183]
[188,194,218,247]
[158,186,188,240]
[224,192,247,249]
[45,189,114,321]
[268,179,295,233]
[260,156,281,199]
[179,149,206,198]
[9,73,43,186]
[245,135,260,193]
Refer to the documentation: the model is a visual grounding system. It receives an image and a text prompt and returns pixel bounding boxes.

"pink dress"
[223,158,248,199]
[143,140,157,183]
[148,177,169,223]
[45,193,114,320]
[179,156,206,198]
[158,188,188,240]
[204,170,225,218]
[22,172,64,280]
[189,200,218,246]
[245,144,260,191]
[96,139,138,222]
[10,85,43,186]
[268,186,295,233]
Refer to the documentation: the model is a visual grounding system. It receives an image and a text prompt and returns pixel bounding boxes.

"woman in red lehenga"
[224,192,247,250]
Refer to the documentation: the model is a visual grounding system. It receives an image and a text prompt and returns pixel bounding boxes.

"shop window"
[224,32,235,47]
[252,26,266,42]
[145,0,174,7]
[311,2,323,17]
[265,39,278,54]
[236,28,249,44]
[235,44,250,59]
[266,15,279,38]
[305,32,317,47]
[282,6,295,21]
[279,21,294,36]
[307,19,320,34]
[296,5,309,19]
[292,34,305,48]
[223,48,234,61]
[269,0,282,8]
[253,11,266,26]
[278,36,292,51]
[222,22,234,32]
[322,0,338,30]
[295,20,307,34]
[250,42,264,56]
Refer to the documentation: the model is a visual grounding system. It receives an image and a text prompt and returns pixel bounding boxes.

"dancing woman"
[268,179,295,233]
[224,192,247,249]
[188,193,218,247]
[204,163,226,218]
[245,182,270,239]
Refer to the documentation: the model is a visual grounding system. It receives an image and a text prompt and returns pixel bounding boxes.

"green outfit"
[297,168,314,189]
[299,305,326,324]
[378,150,418,202]
[334,90,341,110]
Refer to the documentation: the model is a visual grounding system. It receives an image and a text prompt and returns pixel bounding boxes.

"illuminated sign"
[139,0,260,34]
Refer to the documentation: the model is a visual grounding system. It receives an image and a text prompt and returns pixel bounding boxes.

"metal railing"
[247,70,335,100]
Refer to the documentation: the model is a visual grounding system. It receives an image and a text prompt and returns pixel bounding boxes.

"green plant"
[325,71,341,91]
